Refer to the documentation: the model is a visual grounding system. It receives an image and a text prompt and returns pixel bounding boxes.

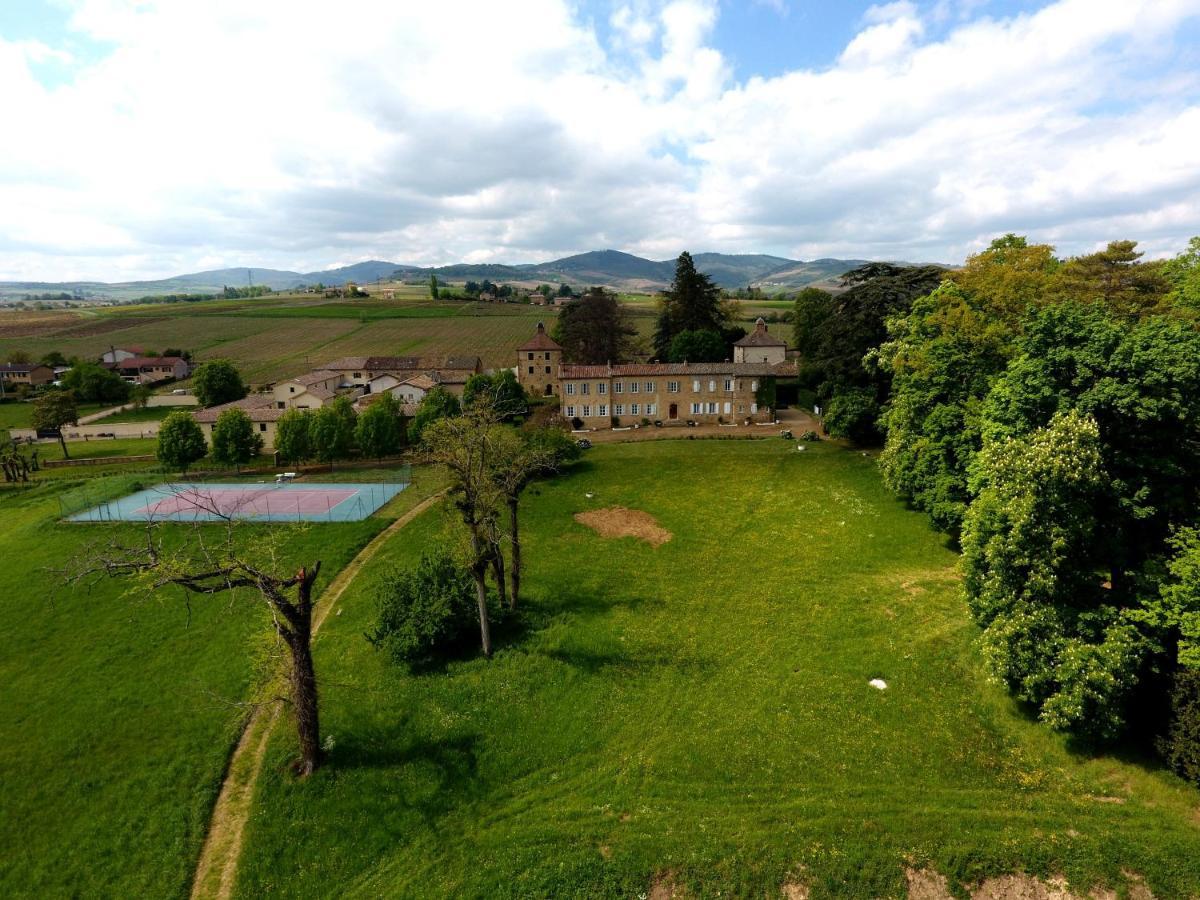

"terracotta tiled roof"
[518,322,562,352]
[734,318,787,347]
[289,370,341,386]
[558,361,795,378]
[119,356,186,368]
[399,373,438,390]
[441,356,481,370]
[193,394,282,423]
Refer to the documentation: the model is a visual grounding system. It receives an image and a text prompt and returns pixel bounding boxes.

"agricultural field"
[0,284,796,392]
[225,440,1200,898]
[0,462,445,897]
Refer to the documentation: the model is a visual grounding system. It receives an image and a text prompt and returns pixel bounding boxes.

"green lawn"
[0,467,443,897]
[0,400,106,430]
[233,440,1200,898]
[42,436,159,460]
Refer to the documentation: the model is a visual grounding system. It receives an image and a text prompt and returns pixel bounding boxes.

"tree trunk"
[287,630,321,776]
[468,530,493,657]
[472,564,493,658]
[490,544,507,609]
[285,563,322,775]
[58,431,69,460]
[507,496,521,610]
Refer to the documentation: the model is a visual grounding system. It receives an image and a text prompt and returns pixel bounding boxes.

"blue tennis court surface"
[68,481,408,523]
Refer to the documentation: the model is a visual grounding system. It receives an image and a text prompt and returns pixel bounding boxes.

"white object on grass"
[585,492,594,499]
[869,678,888,690]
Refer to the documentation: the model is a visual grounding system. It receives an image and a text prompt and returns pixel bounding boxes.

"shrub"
[823,388,880,443]
[365,551,487,665]
[1159,668,1200,785]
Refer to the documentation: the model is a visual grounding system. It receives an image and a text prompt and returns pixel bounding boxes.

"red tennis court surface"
[136,486,358,518]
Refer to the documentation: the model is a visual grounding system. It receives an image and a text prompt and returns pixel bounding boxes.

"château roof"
[558,361,796,379]
[734,318,787,348]
[518,322,562,352]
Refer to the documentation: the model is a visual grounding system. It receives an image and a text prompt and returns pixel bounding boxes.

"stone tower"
[516,321,563,397]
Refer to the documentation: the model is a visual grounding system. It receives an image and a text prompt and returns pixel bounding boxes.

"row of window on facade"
[563,378,758,397]
[564,401,758,419]
[526,352,554,360]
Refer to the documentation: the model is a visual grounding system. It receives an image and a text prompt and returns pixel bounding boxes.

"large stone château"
[515,320,795,427]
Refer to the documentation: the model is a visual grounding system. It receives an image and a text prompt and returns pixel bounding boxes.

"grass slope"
[0,473,393,897]
[234,441,1200,898]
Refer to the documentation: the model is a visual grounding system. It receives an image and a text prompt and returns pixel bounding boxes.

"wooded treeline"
[796,235,1200,777]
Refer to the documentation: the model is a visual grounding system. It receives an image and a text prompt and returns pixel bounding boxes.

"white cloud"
[0,0,1198,280]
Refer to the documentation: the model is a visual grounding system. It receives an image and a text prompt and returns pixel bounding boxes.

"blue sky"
[1,0,1198,280]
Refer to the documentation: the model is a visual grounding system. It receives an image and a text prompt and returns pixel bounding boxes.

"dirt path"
[189,490,447,900]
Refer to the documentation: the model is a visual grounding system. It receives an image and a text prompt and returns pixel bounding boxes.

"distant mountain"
[0,251,890,304]
[540,250,675,284]
[302,260,410,285]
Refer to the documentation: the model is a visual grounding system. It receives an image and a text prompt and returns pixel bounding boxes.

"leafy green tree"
[654,251,727,359]
[40,350,68,367]
[949,234,1060,323]
[156,410,208,474]
[1163,235,1200,312]
[1055,240,1171,318]
[463,370,526,418]
[355,393,404,461]
[274,409,312,464]
[408,386,461,444]
[822,387,879,444]
[877,281,1015,532]
[130,383,152,410]
[310,398,356,469]
[366,550,489,666]
[792,287,834,356]
[961,411,1147,741]
[556,283,574,298]
[551,287,639,364]
[980,302,1200,584]
[31,390,77,459]
[667,329,726,363]
[191,359,247,408]
[806,262,945,442]
[210,408,263,472]
[62,362,131,403]
[429,274,439,299]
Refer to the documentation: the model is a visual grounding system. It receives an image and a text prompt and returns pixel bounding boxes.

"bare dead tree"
[64,492,328,775]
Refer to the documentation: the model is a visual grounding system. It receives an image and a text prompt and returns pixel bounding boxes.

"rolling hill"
[0,250,893,304]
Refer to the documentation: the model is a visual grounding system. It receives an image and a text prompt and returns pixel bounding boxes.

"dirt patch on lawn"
[575,507,672,547]
[905,868,1152,900]
[649,869,685,899]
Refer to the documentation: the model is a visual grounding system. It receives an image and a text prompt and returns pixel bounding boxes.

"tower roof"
[734,317,786,348]
[518,321,563,352]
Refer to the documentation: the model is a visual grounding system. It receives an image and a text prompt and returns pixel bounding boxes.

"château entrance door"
[668,402,678,420]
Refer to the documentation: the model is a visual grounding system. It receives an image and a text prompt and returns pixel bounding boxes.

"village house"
[193,395,285,448]
[733,318,788,364]
[364,372,438,405]
[0,362,54,387]
[112,356,191,385]
[321,355,482,396]
[271,370,347,409]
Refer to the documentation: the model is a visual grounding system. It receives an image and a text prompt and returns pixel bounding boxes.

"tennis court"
[67,480,408,523]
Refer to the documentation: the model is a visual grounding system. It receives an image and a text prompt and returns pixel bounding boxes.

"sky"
[1,0,1199,282]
